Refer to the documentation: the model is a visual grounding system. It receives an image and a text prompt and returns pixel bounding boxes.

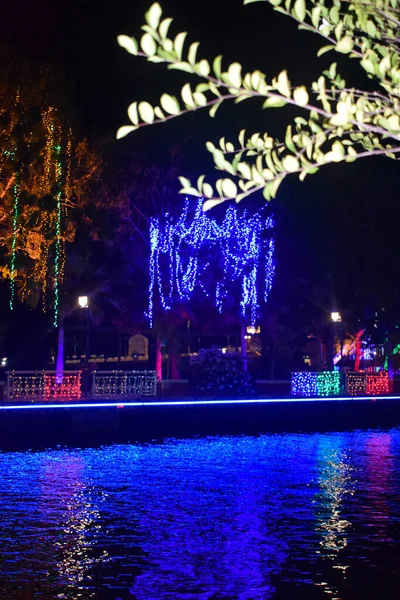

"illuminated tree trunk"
[55,323,64,383]
[155,336,162,380]
[241,321,247,371]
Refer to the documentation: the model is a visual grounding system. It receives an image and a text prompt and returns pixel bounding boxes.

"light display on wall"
[366,372,389,395]
[346,372,367,396]
[291,372,341,397]
[148,199,275,326]
[346,371,390,396]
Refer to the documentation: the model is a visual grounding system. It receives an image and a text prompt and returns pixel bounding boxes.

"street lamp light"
[78,295,89,309]
[78,296,90,360]
[331,310,344,392]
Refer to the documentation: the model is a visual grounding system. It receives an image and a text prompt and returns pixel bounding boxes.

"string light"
[9,180,20,310]
[345,372,389,396]
[148,198,275,327]
[345,372,366,396]
[291,372,340,397]
[53,129,63,327]
[366,372,389,395]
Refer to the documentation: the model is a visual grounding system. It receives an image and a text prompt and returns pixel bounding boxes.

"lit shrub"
[189,346,254,397]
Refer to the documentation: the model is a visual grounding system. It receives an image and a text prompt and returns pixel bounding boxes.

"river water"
[0,428,399,600]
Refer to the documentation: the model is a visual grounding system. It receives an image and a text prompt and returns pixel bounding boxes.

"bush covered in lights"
[189,346,254,397]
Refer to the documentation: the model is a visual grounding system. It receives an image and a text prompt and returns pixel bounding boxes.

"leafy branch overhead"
[117,0,400,209]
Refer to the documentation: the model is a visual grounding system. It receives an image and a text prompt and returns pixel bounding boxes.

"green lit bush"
[189,346,254,397]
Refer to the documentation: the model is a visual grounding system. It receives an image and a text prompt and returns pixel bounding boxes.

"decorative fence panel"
[7,371,81,402]
[92,371,157,398]
[346,372,390,396]
[291,372,341,397]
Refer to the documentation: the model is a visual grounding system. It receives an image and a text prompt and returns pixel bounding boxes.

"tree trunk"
[241,321,248,370]
[155,336,162,380]
[171,346,180,380]
[56,323,64,384]
[269,343,275,380]
[387,334,394,379]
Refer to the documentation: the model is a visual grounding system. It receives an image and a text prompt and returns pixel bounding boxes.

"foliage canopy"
[117,0,400,209]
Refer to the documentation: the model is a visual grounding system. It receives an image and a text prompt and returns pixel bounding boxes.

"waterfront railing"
[92,371,157,398]
[5,370,157,401]
[6,371,82,402]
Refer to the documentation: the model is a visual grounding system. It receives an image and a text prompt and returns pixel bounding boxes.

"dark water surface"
[1,429,400,600]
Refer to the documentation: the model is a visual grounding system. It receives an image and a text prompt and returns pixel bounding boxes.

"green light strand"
[53,144,62,327]
[9,181,19,310]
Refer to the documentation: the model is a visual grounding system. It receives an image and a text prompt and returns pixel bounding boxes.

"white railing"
[92,371,157,398]
[6,371,82,402]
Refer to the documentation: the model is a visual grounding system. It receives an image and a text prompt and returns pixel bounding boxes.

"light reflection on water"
[0,429,400,600]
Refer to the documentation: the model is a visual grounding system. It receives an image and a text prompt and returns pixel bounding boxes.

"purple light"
[0,395,397,410]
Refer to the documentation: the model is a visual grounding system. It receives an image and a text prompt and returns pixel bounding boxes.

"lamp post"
[78,296,89,360]
[331,311,343,389]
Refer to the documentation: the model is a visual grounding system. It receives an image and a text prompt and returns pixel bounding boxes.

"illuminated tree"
[116,0,400,208]
[0,56,103,372]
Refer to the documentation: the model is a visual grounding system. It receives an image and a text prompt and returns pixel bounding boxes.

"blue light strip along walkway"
[1,395,400,410]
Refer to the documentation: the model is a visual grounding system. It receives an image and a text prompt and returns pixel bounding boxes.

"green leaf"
[116,125,138,139]
[317,45,335,57]
[174,32,187,60]
[311,6,321,28]
[197,59,210,77]
[293,0,306,22]
[329,6,339,24]
[127,102,138,125]
[293,86,309,106]
[227,62,242,88]
[145,3,162,28]
[203,198,226,212]
[141,33,157,56]
[285,126,296,153]
[188,42,200,65]
[275,70,290,97]
[263,96,287,108]
[213,55,223,78]
[193,92,207,106]
[209,101,222,118]
[179,176,191,189]
[168,62,195,73]
[181,83,194,107]
[117,35,138,55]
[160,93,181,115]
[335,36,353,54]
[159,17,173,39]
[154,106,165,120]
[203,183,214,198]
[221,179,237,198]
[282,155,300,172]
[332,140,345,160]
[138,101,155,123]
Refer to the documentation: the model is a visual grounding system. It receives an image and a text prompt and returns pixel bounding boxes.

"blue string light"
[148,198,275,327]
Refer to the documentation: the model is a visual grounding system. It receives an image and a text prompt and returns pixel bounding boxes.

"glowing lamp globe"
[78,296,89,308]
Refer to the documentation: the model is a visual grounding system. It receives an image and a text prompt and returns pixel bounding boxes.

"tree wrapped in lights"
[0,56,102,330]
[148,198,275,327]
